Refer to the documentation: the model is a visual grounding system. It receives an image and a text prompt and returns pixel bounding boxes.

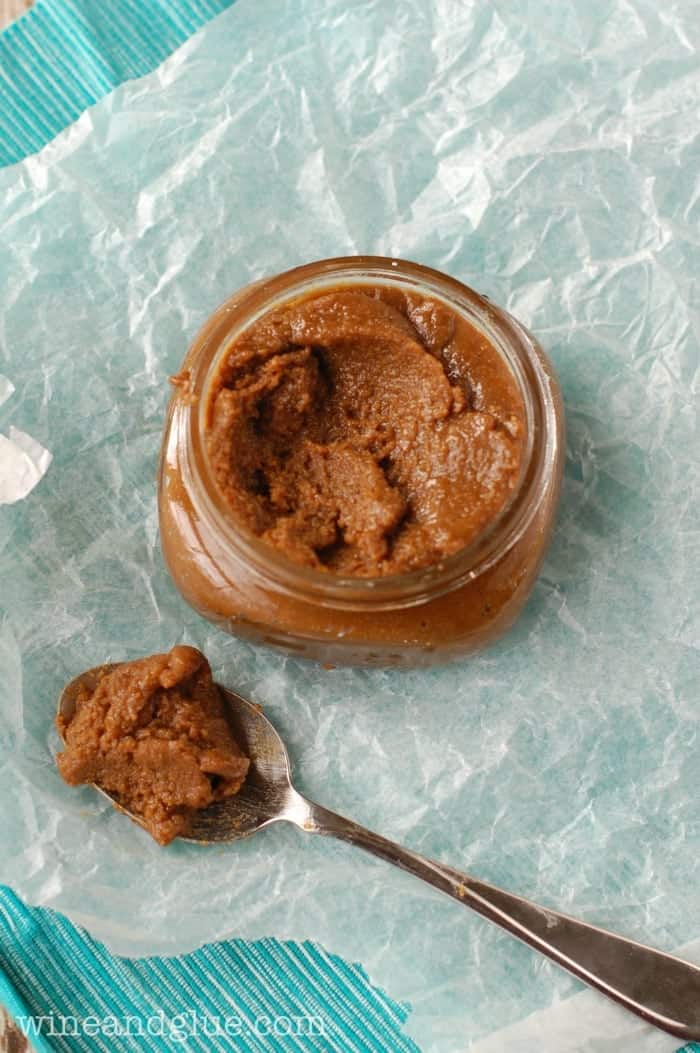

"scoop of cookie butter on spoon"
[57,647,700,1042]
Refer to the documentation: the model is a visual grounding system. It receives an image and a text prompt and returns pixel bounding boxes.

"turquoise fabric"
[0,3,696,1052]
[0,0,236,167]
[0,887,418,1051]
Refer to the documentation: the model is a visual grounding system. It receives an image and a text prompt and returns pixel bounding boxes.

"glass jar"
[158,257,564,667]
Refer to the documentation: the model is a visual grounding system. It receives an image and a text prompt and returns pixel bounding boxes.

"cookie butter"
[206,288,525,577]
[158,257,564,666]
[56,646,249,844]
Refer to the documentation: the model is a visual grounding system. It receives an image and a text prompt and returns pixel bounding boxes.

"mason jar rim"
[179,256,559,612]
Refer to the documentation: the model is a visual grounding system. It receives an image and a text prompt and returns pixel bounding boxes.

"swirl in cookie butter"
[206,286,525,577]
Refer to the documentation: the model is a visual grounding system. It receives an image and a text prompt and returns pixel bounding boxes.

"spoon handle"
[297,797,700,1041]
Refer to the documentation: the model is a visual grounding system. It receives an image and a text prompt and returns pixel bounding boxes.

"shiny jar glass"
[158,257,564,667]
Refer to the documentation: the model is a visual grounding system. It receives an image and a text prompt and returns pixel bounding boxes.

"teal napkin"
[0,888,416,1051]
[0,0,233,167]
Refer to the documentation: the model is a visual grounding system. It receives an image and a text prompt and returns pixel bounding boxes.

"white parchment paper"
[0,1,698,1049]
[0,426,52,505]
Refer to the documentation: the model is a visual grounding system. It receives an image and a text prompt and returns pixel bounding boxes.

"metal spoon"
[59,667,700,1042]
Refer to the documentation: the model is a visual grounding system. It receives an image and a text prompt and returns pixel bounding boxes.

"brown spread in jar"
[206,285,526,577]
[56,646,249,844]
[158,258,564,665]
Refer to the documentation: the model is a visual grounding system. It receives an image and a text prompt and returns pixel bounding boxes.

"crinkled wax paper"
[1,1,699,1050]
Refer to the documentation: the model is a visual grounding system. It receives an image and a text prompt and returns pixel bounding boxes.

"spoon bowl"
[57,664,300,843]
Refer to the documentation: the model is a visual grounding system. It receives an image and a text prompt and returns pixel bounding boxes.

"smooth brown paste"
[206,285,526,577]
[56,646,249,845]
